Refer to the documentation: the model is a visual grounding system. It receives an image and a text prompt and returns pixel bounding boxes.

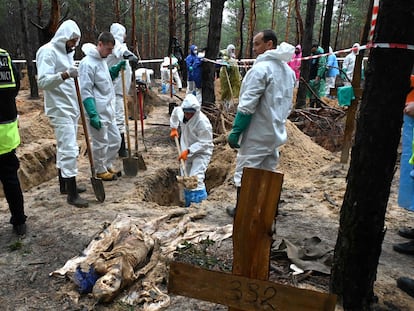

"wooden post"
[339,87,362,164]
[168,167,337,310]
[232,168,283,282]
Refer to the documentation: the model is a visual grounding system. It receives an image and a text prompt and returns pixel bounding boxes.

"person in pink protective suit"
[288,44,302,87]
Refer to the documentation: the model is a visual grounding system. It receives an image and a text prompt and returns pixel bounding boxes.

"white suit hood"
[181,93,201,112]
[36,19,81,119]
[108,23,129,59]
[81,43,97,57]
[50,20,81,55]
[255,42,295,63]
[110,23,126,44]
[106,23,132,96]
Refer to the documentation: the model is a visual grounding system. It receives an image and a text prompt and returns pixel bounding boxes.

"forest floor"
[0,82,414,311]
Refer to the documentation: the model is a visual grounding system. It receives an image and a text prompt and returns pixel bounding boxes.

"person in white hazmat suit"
[170,94,213,207]
[36,19,88,208]
[160,55,182,94]
[78,31,125,181]
[342,43,360,83]
[106,23,138,157]
[226,29,296,216]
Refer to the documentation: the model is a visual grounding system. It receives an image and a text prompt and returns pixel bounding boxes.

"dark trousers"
[0,150,26,225]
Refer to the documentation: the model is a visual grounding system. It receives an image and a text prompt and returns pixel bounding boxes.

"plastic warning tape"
[368,0,380,42]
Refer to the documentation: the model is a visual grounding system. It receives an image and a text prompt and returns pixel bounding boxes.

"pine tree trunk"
[18,0,39,99]
[201,0,226,106]
[237,0,245,60]
[330,1,414,309]
[321,0,334,53]
[295,0,317,108]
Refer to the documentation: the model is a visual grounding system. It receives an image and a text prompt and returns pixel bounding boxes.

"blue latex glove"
[227,112,252,148]
[83,97,101,130]
[109,60,126,79]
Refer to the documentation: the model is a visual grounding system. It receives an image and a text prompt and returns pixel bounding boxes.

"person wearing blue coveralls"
[185,44,203,103]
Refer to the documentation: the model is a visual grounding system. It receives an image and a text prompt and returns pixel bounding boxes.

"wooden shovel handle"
[121,69,132,157]
[74,77,96,177]
[174,136,188,177]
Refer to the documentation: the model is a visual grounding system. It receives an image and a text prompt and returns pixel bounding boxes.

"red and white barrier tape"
[369,0,380,43]
[298,42,414,61]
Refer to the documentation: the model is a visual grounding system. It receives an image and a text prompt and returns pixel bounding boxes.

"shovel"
[74,77,105,202]
[174,136,198,189]
[121,68,139,176]
[131,69,147,170]
[137,83,147,151]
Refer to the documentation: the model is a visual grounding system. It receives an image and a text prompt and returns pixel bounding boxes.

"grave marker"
[168,167,337,310]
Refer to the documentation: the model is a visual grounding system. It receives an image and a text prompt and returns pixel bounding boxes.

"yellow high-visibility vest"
[0,48,16,89]
[0,48,19,155]
[0,120,20,155]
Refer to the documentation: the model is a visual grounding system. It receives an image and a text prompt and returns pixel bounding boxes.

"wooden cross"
[168,167,337,310]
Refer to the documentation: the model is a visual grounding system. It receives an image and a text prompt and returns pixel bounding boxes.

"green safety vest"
[0,48,16,89]
[0,48,19,155]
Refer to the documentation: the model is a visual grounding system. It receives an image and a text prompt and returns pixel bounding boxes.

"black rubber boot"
[65,177,89,208]
[118,133,128,157]
[226,186,240,217]
[59,169,86,194]
[397,277,414,298]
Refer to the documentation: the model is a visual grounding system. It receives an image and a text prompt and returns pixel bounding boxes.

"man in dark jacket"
[0,48,27,236]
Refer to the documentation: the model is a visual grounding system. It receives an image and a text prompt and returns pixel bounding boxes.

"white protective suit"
[160,56,182,93]
[234,42,296,187]
[106,23,132,134]
[78,43,121,174]
[36,20,81,178]
[170,94,213,191]
[342,43,360,82]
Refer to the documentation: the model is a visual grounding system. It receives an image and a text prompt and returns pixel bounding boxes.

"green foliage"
[174,238,232,271]
[9,240,23,251]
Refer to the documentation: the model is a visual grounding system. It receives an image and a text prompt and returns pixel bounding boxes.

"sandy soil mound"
[0,88,413,310]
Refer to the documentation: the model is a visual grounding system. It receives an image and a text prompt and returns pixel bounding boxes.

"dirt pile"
[1,88,414,310]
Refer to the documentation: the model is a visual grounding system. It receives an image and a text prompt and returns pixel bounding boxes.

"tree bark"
[317,0,325,43]
[201,0,226,106]
[271,0,277,30]
[168,0,176,54]
[19,0,39,99]
[294,0,304,45]
[131,0,137,54]
[153,0,158,58]
[295,0,316,108]
[246,0,256,58]
[321,0,334,54]
[334,0,344,51]
[237,0,245,60]
[114,0,120,21]
[330,1,414,309]
[285,0,293,42]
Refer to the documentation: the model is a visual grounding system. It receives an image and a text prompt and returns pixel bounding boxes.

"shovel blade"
[91,177,105,202]
[123,157,139,176]
[134,152,147,170]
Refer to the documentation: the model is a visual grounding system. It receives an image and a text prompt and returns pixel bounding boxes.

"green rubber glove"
[83,97,101,130]
[227,112,252,148]
[109,60,126,80]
